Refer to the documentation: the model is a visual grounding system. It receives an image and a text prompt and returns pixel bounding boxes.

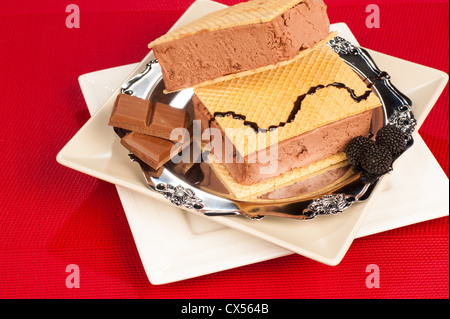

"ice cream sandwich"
[149,0,331,92]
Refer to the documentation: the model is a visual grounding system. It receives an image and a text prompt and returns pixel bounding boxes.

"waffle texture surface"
[194,44,382,157]
[149,0,304,48]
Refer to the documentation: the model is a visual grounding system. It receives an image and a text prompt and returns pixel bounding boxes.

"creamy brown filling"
[153,0,329,91]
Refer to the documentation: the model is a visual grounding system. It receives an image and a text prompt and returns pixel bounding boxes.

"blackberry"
[376,125,407,159]
[345,136,374,166]
[360,144,393,176]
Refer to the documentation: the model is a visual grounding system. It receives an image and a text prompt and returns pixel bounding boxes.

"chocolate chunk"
[148,102,189,141]
[109,94,188,142]
[109,94,153,129]
[120,132,178,170]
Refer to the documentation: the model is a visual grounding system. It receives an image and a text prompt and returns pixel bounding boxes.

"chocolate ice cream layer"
[193,94,376,185]
[153,0,329,92]
[260,165,352,200]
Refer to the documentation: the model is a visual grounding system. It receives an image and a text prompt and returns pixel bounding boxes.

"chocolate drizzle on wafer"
[209,82,373,133]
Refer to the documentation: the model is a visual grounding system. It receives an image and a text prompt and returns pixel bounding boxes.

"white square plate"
[58,0,449,284]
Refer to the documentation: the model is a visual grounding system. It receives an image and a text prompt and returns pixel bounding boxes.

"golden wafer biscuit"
[194,44,381,157]
[149,0,305,48]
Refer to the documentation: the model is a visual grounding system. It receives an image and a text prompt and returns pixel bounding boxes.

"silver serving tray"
[118,36,416,220]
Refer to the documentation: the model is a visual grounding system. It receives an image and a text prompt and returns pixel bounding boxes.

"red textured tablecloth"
[1,0,448,299]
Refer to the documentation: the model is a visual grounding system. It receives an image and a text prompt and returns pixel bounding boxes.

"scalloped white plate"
[58,0,449,284]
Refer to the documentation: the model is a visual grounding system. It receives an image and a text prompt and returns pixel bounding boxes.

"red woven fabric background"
[0,0,448,299]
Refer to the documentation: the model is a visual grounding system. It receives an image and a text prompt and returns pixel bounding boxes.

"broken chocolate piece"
[109,94,152,129]
[120,132,177,170]
[148,102,189,141]
[109,94,188,142]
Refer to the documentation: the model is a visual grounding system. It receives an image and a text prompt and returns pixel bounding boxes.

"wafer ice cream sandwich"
[149,0,331,92]
[193,42,382,199]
